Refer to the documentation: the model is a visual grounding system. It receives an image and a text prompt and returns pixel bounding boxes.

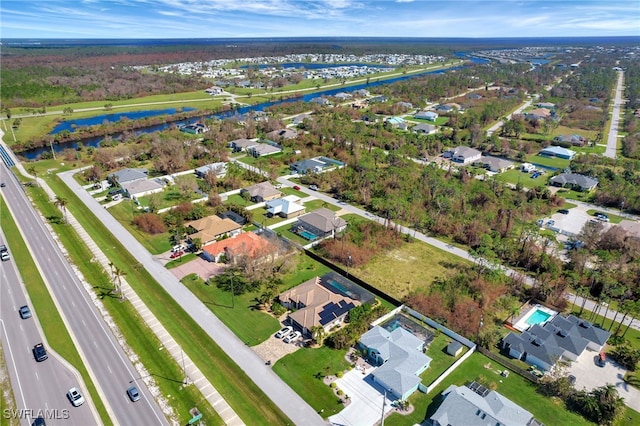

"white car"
[283,331,301,344]
[275,326,293,338]
[67,387,85,407]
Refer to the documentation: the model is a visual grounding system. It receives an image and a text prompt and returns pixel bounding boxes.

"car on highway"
[283,330,301,344]
[19,305,32,319]
[0,182,6,188]
[33,343,48,362]
[127,386,141,402]
[67,387,85,407]
[275,326,293,338]
[292,185,301,190]
[31,417,46,426]
[0,244,9,261]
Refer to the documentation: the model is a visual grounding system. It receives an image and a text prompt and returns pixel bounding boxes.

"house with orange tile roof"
[186,215,242,246]
[202,232,275,263]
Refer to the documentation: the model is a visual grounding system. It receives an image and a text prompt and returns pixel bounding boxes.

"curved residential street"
[605,69,625,158]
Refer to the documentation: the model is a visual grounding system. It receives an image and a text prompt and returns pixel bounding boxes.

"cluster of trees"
[325,303,388,350]
[622,60,640,158]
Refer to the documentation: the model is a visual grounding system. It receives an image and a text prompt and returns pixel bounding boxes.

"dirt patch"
[167,256,228,281]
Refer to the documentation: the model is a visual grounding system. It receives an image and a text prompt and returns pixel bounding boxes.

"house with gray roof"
[266,128,298,140]
[429,383,541,426]
[502,314,610,371]
[108,168,148,185]
[295,208,346,239]
[443,146,482,165]
[290,156,344,175]
[539,146,575,160]
[359,326,432,401]
[413,123,437,135]
[120,178,166,199]
[549,173,598,192]
[240,181,282,203]
[247,143,282,158]
[229,138,259,152]
[414,110,438,121]
[475,156,515,173]
[194,162,227,178]
[553,134,587,147]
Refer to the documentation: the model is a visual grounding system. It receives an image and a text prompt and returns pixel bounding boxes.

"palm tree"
[310,325,327,346]
[109,262,126,301]
[622,300,640,337]
[27,166,39,187]
[54,196,68,223]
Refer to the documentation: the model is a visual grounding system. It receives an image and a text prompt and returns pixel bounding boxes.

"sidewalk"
[21,163,245,426]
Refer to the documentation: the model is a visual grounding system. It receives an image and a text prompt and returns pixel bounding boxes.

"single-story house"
[195,162,227,178]
[295,208,347,239]
[553,134,587,147]
[290,156,344,175]
[309,97,330,106]
[241,181,282,203]
[434,104,455,112]
[525,108,552,121]
[292,113,312,126]
[334,92,352,100]
[180,123,209,134]
[413,123,437,135]
[395,101,413,109]
[108,168,148,185]
[202,232,275,263]
[428,383,540,426]
[247,143,282,158]
[536,102,556,109]
[549,173,598,191]
[217,210,247,226]
[414,110,438,121]
[466,93,483,100]
[539,146,576,160]
[443,146,482,165]
[446,341,463,357]
[279,272,374,337]
[186,216,242,246]
[266,128,298,140]
[475,156,515,173]
[359,326,432,401]
[386,117,407,130]
[120,178,166,199]
[205,86,223,95]
[229,138,259,152]
[502,314,611,371]
[353,89,370,97]
[266,195,306,218]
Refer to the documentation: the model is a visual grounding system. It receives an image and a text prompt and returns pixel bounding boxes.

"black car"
[0,182,6,188]
[32,417,46,426]
[558,209,569,214]
[33,343,48,362]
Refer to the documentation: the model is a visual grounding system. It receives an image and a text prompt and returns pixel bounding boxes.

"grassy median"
[40,176,291,425]
[0,196,112,426]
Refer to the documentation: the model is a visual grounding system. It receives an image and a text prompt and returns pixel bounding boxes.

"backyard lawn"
[224,193,254,206]
[351,239,471,300]
[525,153,570,170]
[419,332,468,386]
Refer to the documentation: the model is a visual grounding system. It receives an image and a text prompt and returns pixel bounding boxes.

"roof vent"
[580,320,591,329]
[558,329,568,337]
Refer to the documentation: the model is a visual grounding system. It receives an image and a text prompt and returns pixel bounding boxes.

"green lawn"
[280,187,307,197]
[526,153,570,170]
[224,193,254,207]
[1,195,113,425]
[250,207,289,227]
[585,209,623,224]
[495,169,547,189]
[109,201,172,254]
[385,351,593,426]
[165,253,198,268]
[419,332,468,386]
[303,199,340,212]
[273,346,352,418]
[350,239,471,301]
[42,175,291,425]
[137,188,204,210]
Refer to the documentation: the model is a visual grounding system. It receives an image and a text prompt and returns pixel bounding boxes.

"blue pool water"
[298,230,318,241]
[526,309,552,326]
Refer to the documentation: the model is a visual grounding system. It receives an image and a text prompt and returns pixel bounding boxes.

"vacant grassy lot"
[224,193,253,206]
[303,199,340,212]
[109,201,172,254]
[496,168,548,188]
[526,153,570,170]
[273,346,351,418]
[351,239,470,300]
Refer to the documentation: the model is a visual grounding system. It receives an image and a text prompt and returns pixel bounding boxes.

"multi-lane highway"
[0,164,169,426]
[1,230,96,426]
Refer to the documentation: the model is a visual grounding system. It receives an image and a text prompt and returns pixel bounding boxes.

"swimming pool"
[513,305,558,332]
[298,230,318,241]
[526,309,552,326]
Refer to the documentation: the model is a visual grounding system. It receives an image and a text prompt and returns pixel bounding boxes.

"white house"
[443,146,482,165]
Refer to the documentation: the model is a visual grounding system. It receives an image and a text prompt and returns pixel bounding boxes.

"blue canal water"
[25,65,460,159]
[50,107,196,134]
[240,62,391,70]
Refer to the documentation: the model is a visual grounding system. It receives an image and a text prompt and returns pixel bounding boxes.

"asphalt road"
[604,70,625,158]
[0,232,96,426]
[0,165,168,426]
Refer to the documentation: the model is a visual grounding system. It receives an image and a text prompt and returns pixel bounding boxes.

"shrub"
[337,390,343,396]
[611,344,640,371]
[132,213,166,234]
[271,302,286,317]
[336,371,344,378]
[330,382,337,389]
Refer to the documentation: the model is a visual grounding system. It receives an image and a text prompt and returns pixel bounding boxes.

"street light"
[381,388,392,426]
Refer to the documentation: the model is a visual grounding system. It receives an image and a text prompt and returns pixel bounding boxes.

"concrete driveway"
[543,204,611,236]
[328,367,396,426]
[166,255,228,281]
[567,350,640,412]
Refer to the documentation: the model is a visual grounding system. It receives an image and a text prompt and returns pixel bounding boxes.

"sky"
[1,0,638,39]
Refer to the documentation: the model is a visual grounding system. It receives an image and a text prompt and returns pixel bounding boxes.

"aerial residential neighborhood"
[0,3,639,426]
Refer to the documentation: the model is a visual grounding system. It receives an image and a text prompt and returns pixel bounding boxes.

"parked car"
[596,351,606,367]
[33,343,48,362]
[283,330,301,344]
[275,326,293,338]
[169,250,184,259]
[558,209,569,214]
[126,386,141,402]
[292,185,301,190]
[546,220,555,226]
[594,212,609,222]
[67,387,85,407]
[309,184,318,191]
[19,305,32,319]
